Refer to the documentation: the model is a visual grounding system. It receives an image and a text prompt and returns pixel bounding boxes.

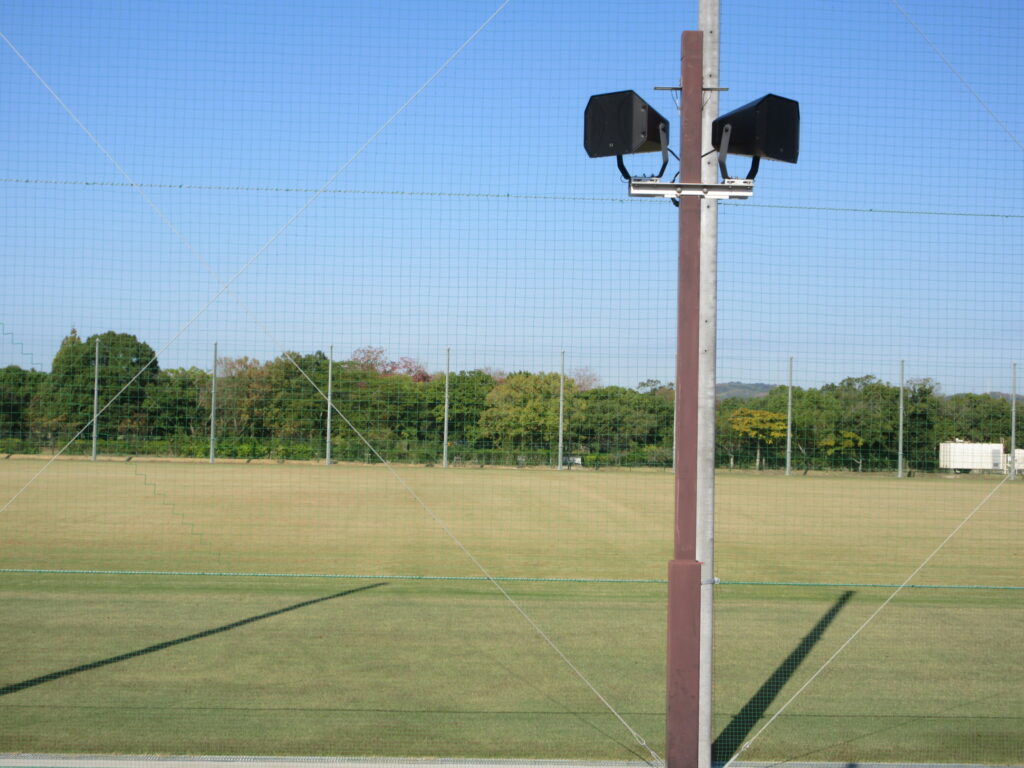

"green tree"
[263,352,331,441]
[0,365,46,443]
[941,393,1010,444]
[905,378,943,471]
[478,371,574,453]
[573,385,672,460]
[144,367,210,437]
[369,370,432,449]
[30,330,159,445]
[321,358,434,461]
[215,356,272,441]
[761,385,828,472]
[819,376,900,470]
[426,369,495,452]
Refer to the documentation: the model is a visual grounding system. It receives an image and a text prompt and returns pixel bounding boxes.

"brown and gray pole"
[666,29,705,768]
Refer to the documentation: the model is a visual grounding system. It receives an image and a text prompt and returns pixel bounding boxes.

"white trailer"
[939,442,1005,472]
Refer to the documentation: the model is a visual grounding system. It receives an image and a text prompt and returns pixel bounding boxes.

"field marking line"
[722,472,1012,768]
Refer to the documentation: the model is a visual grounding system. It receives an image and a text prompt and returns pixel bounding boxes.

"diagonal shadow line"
[712,589,855,763]
[0,582,387,697]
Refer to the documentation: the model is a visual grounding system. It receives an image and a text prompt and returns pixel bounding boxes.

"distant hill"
[980,391,1014,402]
[716,381,774,400]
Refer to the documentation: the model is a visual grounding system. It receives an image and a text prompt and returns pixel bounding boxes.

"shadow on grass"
[0,582,387,697]
[711,589,855,763]
[471,643,658,762]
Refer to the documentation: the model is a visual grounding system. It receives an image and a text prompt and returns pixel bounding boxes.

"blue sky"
[2,0,1022,393]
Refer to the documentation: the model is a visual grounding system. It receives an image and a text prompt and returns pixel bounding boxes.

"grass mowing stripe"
[2,568,1019,591]
[0,568,663,584]
[718,580,1024,591]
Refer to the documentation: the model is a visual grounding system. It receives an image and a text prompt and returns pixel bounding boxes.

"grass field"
[1,458,1021,763]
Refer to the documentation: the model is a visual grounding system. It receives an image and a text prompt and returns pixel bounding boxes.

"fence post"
[785,356,793,476]
[1011,362,1017,479]
[210,342,217,464]
[897,360,905,478]
[326,345,333,465]
[557,351,565,470]
[91,338,99,461]
[443,347,450,468]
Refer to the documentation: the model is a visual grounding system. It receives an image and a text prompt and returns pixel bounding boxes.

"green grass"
[0,459,1021,762]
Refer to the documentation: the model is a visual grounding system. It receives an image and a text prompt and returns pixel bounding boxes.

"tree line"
[718,376,1016,472]
[0,330,1016,471]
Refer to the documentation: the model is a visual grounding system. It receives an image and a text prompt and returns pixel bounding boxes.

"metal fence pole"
[1011,362,1017,479]
[443,347,450,468]
[557,350,565,470]
[785,356,793,476]
[326,345,333,465]
[210,342,217,464]
[696,2,720,764]
[897,360,905,478]
[91,338,99,461]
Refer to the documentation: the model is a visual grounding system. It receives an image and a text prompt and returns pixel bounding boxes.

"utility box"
[939,442,1005,472]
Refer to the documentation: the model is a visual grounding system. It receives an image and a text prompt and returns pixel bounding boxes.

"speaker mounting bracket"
[627,177,753,200]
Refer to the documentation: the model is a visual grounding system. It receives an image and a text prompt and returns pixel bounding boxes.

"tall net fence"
[1,0,1021,764]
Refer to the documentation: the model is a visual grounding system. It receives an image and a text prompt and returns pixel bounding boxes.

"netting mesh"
[2,0,1021,763]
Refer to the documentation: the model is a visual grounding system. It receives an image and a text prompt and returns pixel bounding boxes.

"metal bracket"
[653,86,728,92]
[627,177,753,200]
[717,123,760,181]
[616,121,670,181]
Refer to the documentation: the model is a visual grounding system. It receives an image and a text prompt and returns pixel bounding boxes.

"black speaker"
[711,94,799,164]
[584,90,670,159]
